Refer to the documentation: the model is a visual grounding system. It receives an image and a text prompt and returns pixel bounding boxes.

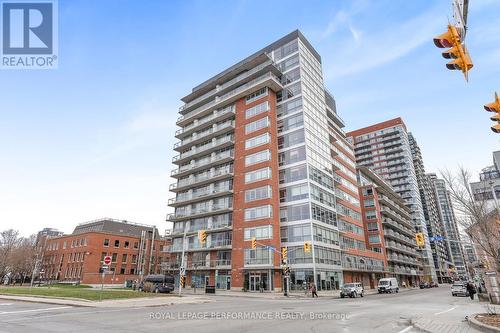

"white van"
[378,278,399,293]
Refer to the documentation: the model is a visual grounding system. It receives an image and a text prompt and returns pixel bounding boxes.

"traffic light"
[433,24,473,81]
[198,230,207,244]
[484,92,500,133]
[415,233,425,247]
[304,241,311,253]
[251,237,257,249]
[281,247,287,261]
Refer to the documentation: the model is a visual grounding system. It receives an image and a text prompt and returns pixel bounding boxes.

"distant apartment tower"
[470,151,500,213]
[36,227,64,245]
[408,134,453,283]
[430,175,468,277]
[167,30,383,292]
[357,166,420,286]
[347,118,437,281]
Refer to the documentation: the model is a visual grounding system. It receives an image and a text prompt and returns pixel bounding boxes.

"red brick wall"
[231,90,281,290]
[43,232,170,284]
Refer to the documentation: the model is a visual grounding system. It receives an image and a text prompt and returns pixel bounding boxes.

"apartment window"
[278,146,306,166]
[367,222,379,231]
[124,241,129,249]
[114,240,120,248]
[279,203,310,222]
[245,149,270,166]
[245,117,269,134]
[280,183,309,202]
[111,253,118,263]
[311,203,337,226]
[244,225,273,240]
[245,87,268,104]
[362,188,373,196]
[101,252,107,262]
[365,210,377,220]
[130,268,136,275]
[244,205,272,221]
[120,267,126,275]
[277,129,305,149]
[279,164,307,184]
[245,167,271,183]
[363,199,375,207]
[131,255,137,264]
[103,239,109,247]
[245,101,269,119]
[245,185,272,202]
[280,223,311,242]
[63,241,67,249]
[122,254,128,263]
[245,133,270,150]
[133,242,139,249]
[369,235,381,244]
[244,247,273,265]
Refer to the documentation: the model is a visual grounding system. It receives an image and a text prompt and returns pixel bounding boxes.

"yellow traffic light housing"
[434,24,473,81]
[484,92,500,134]
[304,241,311,253]
[251,237,257,249]
[198,230,207,244]
[415,233,425,247]
[281,247,287,261]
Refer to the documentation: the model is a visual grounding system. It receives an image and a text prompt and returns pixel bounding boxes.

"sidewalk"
[411,299,500,333]
[179,286,416,299]
[0,294,213,308]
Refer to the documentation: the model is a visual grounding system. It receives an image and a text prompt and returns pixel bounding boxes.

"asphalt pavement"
[0,286,488,333]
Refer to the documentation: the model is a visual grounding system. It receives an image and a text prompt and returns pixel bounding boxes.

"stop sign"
[103,256,112,265]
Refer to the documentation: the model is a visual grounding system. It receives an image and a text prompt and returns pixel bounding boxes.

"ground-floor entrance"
[243,270,273,292]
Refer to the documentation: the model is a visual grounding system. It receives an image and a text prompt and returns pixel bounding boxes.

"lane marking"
[0,306,71,315]
[397,326,413,333]
[0,303,13,306]
[434,306,456,315]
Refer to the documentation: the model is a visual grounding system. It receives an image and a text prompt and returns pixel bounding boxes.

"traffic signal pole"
[179,225,187,296]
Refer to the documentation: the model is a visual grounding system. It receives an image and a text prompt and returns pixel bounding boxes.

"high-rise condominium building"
[429,174,467,277]
[357,166,420,286]
[470,151,500,213]
[346,118,437,281]
[167,30,383,292]
[408,134,453,283]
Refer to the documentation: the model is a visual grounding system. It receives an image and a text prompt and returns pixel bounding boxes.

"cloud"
[322,5,443,79]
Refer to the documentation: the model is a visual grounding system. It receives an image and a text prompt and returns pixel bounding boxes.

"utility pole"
[178,224,187,296]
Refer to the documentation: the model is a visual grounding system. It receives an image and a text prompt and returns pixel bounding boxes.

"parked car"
[430,281,439,288]
[378,278,399,293]
[340,283,364,298]
[138,274,175,293]
[419,282,430,289]
[451,282,469,297]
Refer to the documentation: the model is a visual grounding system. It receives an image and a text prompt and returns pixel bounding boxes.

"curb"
[468,314,500,333]
[0,295,92,307]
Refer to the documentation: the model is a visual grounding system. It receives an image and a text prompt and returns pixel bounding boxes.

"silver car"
[451,283,469,297]
[340,282,364,298]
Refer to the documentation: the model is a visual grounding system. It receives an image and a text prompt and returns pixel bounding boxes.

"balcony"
[175,105,236,139]
[179,58,280,115]
[342,261,385,272]
[168,186,233,207]
[174,120,235,151]
[383,229,416,247]
[177,72,282,127]
[171,150,234,178]
[172,135,234,165]
[170,166,234,192]
[382,218,414,235]
[385,243,417,257]
[167,204,233,222]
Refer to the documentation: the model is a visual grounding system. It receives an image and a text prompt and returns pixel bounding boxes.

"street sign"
[103,256,112,265]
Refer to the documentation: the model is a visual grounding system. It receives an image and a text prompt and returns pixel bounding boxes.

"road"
[0,286,482,333]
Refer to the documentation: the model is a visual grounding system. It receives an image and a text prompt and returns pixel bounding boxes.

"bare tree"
[9,235,37,285]
[441,167,500,272]
[0,229,20,281]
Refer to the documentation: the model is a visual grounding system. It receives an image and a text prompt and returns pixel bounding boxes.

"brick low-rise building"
[42,218,171,285]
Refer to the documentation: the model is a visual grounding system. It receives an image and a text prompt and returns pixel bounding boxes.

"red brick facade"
[42,232,170,285]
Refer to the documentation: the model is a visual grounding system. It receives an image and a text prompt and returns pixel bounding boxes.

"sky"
[1,0,499,236]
